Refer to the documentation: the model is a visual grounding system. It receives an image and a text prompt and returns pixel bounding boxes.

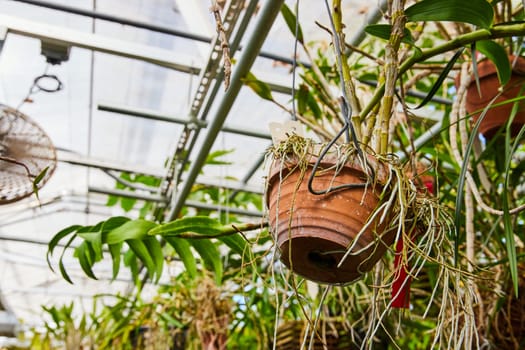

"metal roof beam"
[98,102,272,140]
[0,14,201,74]
[166,0,284,220]
[58,151,166,178]
[0,14,295,94]
[10,0,304,66]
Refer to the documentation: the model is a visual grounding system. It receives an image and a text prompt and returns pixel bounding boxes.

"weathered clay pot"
[267,152,395,284]
[462,55,525,139]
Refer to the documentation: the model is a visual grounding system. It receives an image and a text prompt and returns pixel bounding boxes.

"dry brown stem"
[210,1,231,90]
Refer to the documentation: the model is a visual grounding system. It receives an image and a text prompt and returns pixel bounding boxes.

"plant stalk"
[332,0,362,141]
[359,22,525,135]
[376,0,406,154]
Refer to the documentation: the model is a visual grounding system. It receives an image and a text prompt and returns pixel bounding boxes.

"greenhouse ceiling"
[0,0,389,332]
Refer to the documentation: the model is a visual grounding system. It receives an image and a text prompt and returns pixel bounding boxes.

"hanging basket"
[267,145,395,284]
[461,55,525,139]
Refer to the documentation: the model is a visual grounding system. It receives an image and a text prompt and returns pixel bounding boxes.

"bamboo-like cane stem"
[376,0,406,154]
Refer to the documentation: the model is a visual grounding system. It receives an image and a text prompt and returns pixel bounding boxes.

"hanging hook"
[306,0,375,195]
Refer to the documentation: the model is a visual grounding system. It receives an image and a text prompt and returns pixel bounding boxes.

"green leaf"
[120,197,137,212]
[364,24,415,45]
[75,242,98,280]
[242,72,274,101]
[135,174,161,186]
[143,237,164,282]
[101,216,131,234]
[218,234,248,257]
[108,242,123,280]
[124,250,139,285]
[149,216,224,237]
[190,239,223,284]
[502,123,525,296]
[106,219,157,244]
[127,239,156,280]
[164,237,197,278]
[280,3,303,44]
[206,149,233,165]
[414,48,464,108]
[405,0,494,29]
[106,195,119,207]
[47,225,81,270]
[78,231,103,262]
[476,40,511,85]
[32,166,49,200]
[158,312,185,328]
[297,84,309,115]
[58,234,78,284]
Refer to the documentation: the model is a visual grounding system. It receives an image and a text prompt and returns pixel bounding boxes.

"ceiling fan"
[0,104,56,204]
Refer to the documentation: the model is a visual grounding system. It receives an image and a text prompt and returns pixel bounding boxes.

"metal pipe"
[58,151,166,177]
[98,102,272,139]
[184,200,262,218]
[88,187,262,216]
[89,186,167,203]
[228,151,267,201]
[8,0,305,66]
[166,0,284,220]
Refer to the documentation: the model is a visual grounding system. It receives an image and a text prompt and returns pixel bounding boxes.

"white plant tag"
[268,120,305,145]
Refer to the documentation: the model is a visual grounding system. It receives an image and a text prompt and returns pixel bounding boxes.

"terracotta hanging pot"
[461,55,525,139]
[266,150,395,284]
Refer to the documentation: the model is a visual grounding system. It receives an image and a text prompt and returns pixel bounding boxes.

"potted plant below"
[459,54,525,139]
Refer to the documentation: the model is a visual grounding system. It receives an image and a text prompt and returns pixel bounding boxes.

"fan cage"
[0,104,57,204]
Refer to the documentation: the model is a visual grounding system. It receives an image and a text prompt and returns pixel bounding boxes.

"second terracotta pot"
[462,55,525,139]
[267,152,395,284]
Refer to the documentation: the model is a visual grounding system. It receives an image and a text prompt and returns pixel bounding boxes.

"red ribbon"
[391,178,434,308]
[392,237,411,308]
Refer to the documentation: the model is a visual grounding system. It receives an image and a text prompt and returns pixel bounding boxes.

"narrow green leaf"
[190,239,223,284]
[414,48,464,109]
[405,0,494,29]
[143,237,164,282]
[106,219,157,244]
[101,216,131,233]
[32,166,49,200]
[47,225,81,270]
[218,234,249,257]
[164,237,197,278]
[476,40,511,85]
[206,149,234,166]
[124,250,139,284]
[120,197,137,212]
[58,234,78,284]
[242,72,274,101]
[454,94,499,264]
[108,242,123,280]
[503,117,525,296]
[127,239,156,280]
[77,231,100,242]
[134,174,161,186]
[158,312,185,328]
[150,216,224,237]
[77,231,103,262]
[364,24,415,45]
[75,242,98,280]
[297,84,309,115]
[280,3,303,44]
[106,195,119,207]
